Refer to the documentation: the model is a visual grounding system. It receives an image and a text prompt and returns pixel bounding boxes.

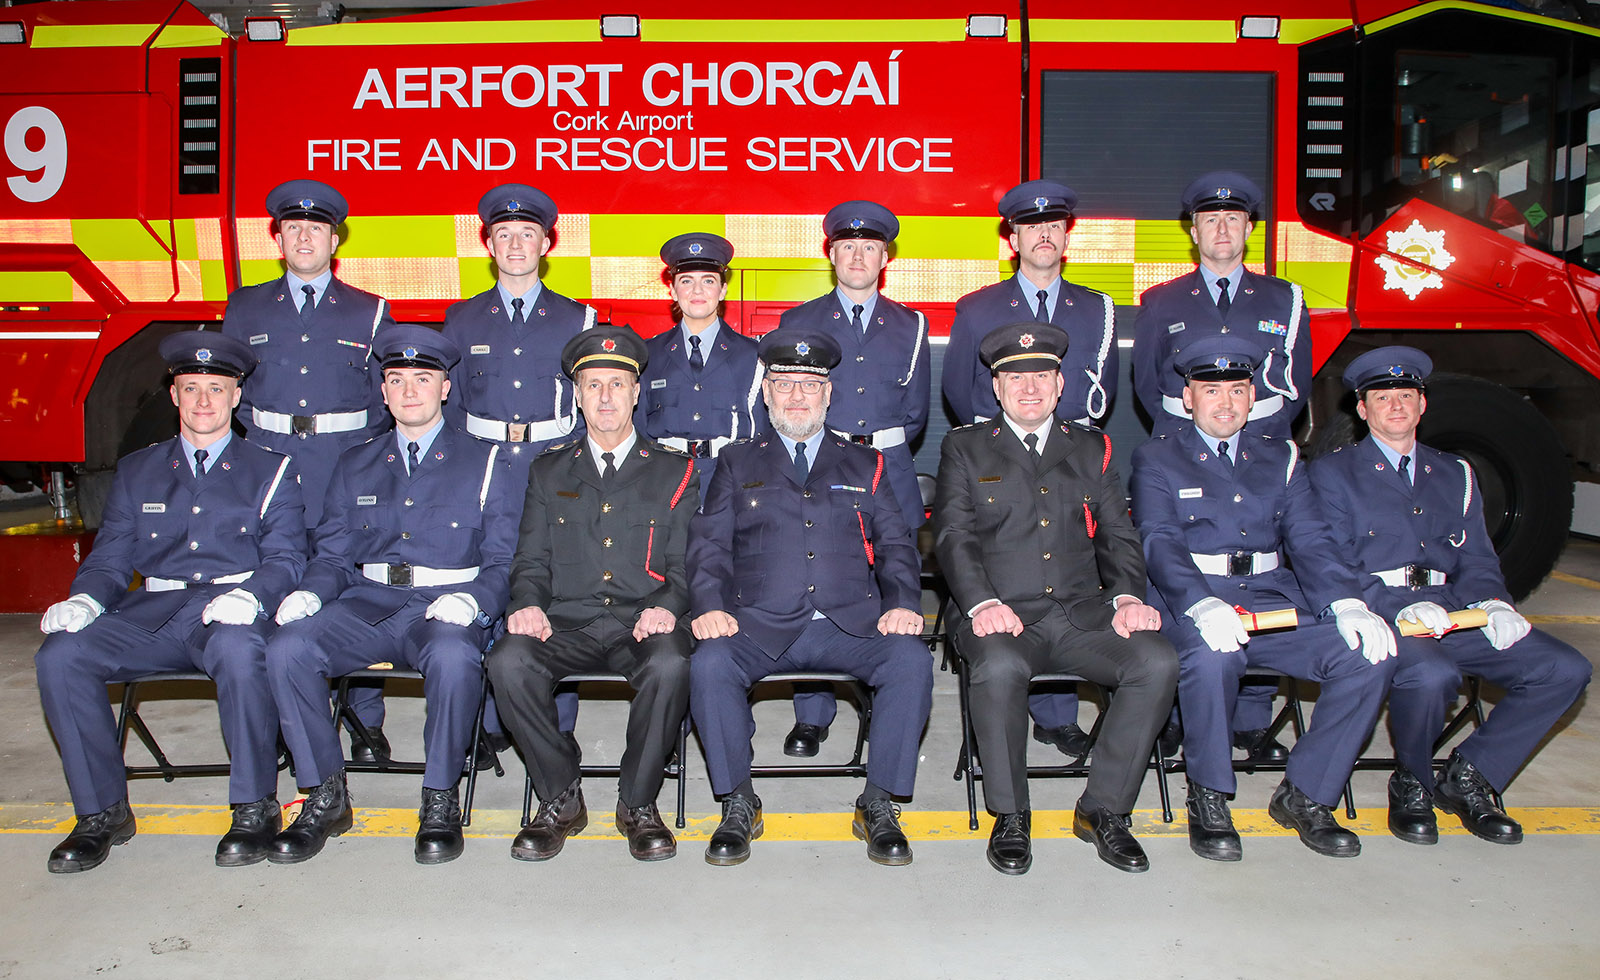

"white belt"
[252,407,368,436]
[145,570,253,593]
[1161,393,1284,420]
[831,425,907,450]
[360,563,479,588]
[1372,566,1448,588]
[1191,551,1280,576]
[657,435,734,458]
[466,413,572,444]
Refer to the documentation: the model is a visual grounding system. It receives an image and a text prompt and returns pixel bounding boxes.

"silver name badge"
[471,345,491,355]
[1178,488,1203,499]
[1167,322,1186,334]
[651,379,668,389]
[356,495,377,506]
[142,503,166,513]
[249,334,269,345]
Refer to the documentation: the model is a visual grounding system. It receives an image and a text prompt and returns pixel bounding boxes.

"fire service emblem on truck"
[1375,219,1455,300]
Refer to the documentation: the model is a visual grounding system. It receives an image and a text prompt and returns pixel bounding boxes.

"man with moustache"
[941,179,1122,760]
[688,328,933,867]
[36,332,306,872]
[487,325,697,863]
[773,200,931,758]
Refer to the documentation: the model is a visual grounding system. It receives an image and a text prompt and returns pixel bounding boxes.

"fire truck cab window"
[1384,50,1555,252]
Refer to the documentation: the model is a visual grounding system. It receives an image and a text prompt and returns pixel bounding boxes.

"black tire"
[74,384,177,529]
[1417,374,1572,600]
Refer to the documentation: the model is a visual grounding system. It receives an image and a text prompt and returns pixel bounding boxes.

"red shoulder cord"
[859,451,885,566]
[646,459,696,583]
[1084,433,1112,540]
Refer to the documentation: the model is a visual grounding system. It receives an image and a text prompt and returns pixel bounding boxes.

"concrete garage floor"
[0,536,1596,978]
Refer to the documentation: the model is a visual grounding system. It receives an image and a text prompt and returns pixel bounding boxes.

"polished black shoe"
[269,771,353,864]
[512,781,587,861]
[415,786,464,865]
[1233,728,1289,764]
[349,726,390,765]
[1032,722,1092,759]
[486,731,514,754]
[1157,717,1184,759]
[472,738,499,773]
[47,800,136,874]
[852,797,913,866]
[1268,779,1360,857]
[705,793,763,866]
[1434,751,1522,844]
[782,723,829,758]
[986,811,1032,875]
[1185,781,1242,862]
[1072,800,1148,873]
[616,802,677,862]
[215,796,281,868]
[1387,767,1439,845]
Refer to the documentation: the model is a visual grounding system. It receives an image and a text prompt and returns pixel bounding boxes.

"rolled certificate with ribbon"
[1235,607,1300,632]
[1397,608,1489,637]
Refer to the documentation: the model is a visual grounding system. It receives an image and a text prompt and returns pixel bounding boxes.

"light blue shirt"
[834,288,878,331]
[179,431,233,475]
[1198,264,1244,307]
[497,280,544,323]
[395,419,445,474]
[1195,428,1239,461]
[1014,273,1062,321]
[1372,438,1416,484]
[680,319,722,367]
[286,270,333,313]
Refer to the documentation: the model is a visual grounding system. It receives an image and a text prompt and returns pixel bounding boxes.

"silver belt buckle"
[507,423,527,442]
[1405,564,1431,590]
[387,563,414,587]
[1226,551,1254,577]
[292,414,316,437]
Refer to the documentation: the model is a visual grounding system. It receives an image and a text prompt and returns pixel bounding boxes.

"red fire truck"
[3,0,1598,597]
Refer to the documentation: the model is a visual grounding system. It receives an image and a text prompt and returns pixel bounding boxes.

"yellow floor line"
[3,803,1598,840]
[1549,570,1600,591]
[1525,614,1600,625]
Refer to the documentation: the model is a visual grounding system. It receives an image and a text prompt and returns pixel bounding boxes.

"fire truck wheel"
[74,385,179,530]
[1417,374,1572,600]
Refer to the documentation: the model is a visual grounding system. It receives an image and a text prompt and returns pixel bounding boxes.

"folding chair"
[330,667,502,825]
[748,672,873,779]
[1347,674,1503,809]
[516,673,692,830]
[115,671,235,781]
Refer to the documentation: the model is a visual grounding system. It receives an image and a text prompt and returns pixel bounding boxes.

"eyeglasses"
[767,379,824,394]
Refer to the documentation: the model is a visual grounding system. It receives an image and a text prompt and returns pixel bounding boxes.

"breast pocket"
[133,507,184,544]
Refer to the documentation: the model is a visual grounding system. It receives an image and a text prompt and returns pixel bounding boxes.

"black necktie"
[1035,289,1050,323]
[1398,454,1411,486]
[407,441,420,476]
[300,283,316,321]
[1023,432,1039,458]
[193,448,208,477]
[1216,278,1232,318]
[793,441,809,484]
[602,451,617,480]
[851,304,864,336]
[689,335,704,373]
[1217,440,1233,467]
[511,297,524,324]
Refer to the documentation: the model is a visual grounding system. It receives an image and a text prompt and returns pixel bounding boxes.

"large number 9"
[6,106,68,203]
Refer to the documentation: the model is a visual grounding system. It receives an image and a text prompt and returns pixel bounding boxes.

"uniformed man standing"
[1312,347,1591,845]
[36,332,306,872]
[774,200,931,757]
[936,323,1176,875]
[940,179,1121,759]
[688,328,933,867]
[488,325,697,862]
[265,326,518,866]
[635,232,764,504]
[220,178,397,755]
[1130,336,1396,861]
[1131,171,1314,760]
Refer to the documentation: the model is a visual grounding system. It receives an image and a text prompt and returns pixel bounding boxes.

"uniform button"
[401,532,411,540]
[807,585,816,592]
[1039,518,1050,527]
[513,380,523,388]
[239,526,247,533]
[693,384,702,392]
[191,506,201,514]
[804,520,814,527]
[301,334,310,342]
[404,498,414,507]
[856,355,865,363]
[857,388,866,394]
[514,347,523,355]
[602,502,612,513]
[803,490,813,498]
[603,537,613,548]
[299,399,308,408]
[1044,586,1054,594]
[1039,487,1048,494]
[986,496,995,504]
[807,552,815,559]
[188,541,199,550]
[1414,506,1423,515]
[300,366,308,374]
[602,571,613,581]
[1241,529,1248,536]
[1043,552,1052,560]
[150,532,158,538]
[1220,326,1230,333]
[557,516,565,524]
[693,412,702,421]
[1234,494,1243,503]
[514,414,522,421]
[603,596,613,605]
[193,572,204,581]
[297,432,308,440]
[857,420,866,427]
[1083,494,1091,502]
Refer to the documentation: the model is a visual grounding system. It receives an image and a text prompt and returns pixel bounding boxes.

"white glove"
[1186,596,1249,654]
[274,590,322,625]
[425,592,479,627]
[1330,598,1396,664]
[40,594,103,634]
[202,588,262,626]
[1396,600,1453,638]
[1473,598,1531,651]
